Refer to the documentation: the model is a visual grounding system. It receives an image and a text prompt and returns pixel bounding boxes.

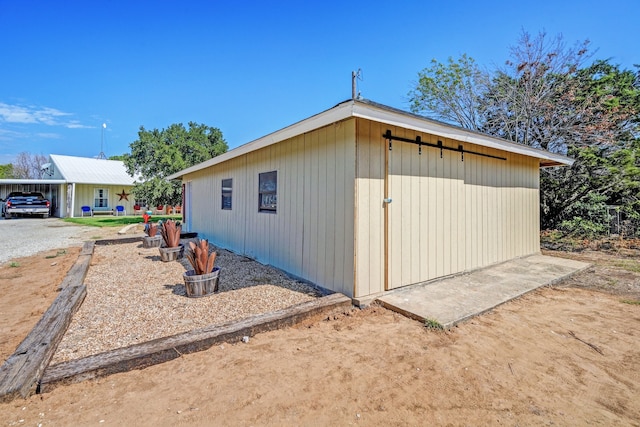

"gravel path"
[51,240,322,363]
[0,218,98,264]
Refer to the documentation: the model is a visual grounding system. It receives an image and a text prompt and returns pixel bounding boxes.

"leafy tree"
[409,54,488,130]
[409,31,640,237]
[108,154,127,161]
[0,163,14,178]
[123,122,228,207]
[541,144,640,232]
[540,61,640,235]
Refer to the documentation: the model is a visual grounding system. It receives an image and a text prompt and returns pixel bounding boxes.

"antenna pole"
[352,70,357,99]
[97,123,107,159]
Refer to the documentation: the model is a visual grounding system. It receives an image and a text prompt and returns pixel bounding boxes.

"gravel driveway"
[0,218,98,263]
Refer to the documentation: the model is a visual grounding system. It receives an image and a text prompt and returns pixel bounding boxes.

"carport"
[0,179,66,218]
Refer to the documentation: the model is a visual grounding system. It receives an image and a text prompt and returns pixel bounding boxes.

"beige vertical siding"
[184,119,356,297]
[186,155,248,251]
[353,119,386,298]
[72,184,136,217]
[354,118,540,297]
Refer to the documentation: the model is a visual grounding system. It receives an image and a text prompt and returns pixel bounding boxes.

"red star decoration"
[117,189,130,201]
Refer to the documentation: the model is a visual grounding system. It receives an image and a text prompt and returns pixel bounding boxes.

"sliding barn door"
[386,131,466,290]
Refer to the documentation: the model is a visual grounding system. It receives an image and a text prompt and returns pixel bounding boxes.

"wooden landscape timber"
[0,241,94,402]
[39,292,352,393]
[0,285,87,402]
[58,241,94,289]
[94,236,143,246]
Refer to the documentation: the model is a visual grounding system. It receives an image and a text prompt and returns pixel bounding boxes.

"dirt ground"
[0,247,81,363]
[1,237,639,426]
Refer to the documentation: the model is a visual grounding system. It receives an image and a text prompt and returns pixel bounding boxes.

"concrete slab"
[376,254,590,328]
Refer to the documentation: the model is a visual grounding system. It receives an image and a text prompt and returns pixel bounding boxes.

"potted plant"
[142,222,162,248]
[158,219,184,261]
[183,239,220,297]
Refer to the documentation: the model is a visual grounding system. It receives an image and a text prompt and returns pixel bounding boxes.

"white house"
[0,154,138,217]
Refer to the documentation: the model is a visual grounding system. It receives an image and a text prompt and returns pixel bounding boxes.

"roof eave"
[351,100,575,168]
[167,101,357,180]
[168,99,574,179]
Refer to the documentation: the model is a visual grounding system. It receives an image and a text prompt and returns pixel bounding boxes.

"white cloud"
[0,103,37,123]
[0,102,86,128]
[0,128,26,141]
[66,120,94,129]
[35,132,63,139]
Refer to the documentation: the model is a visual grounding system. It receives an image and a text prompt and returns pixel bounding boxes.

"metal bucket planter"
[142,235,163,248]
[158,244,184,262]
[183,267,221,297]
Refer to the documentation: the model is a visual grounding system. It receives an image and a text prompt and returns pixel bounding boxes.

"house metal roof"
[168,99,573,180]
[49,154,137,185]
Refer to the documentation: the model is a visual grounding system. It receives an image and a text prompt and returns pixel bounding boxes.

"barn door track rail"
[383,130,506,161]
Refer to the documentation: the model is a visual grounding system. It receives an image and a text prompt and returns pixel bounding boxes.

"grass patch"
[424,318,444,330]
[45,250,67,259]
[9,262,20,268]
[612,260,640,273]
[621,299,640,305]
[63,215,181,228]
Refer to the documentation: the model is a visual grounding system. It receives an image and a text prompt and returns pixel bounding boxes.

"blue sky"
[0,0,638,165]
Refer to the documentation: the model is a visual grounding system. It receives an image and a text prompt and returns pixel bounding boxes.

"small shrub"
[424,318,444,330]
[621,299,640,305]
[559,217,608,239]
[557,193,610,239]
[9,262,20,268]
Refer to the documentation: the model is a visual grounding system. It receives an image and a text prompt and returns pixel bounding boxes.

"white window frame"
[94,188,109,208]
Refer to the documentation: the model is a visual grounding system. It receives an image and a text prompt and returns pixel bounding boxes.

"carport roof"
[0,179,66,184]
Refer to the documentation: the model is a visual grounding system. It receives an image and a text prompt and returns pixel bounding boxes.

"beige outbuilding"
[168,99,572,300]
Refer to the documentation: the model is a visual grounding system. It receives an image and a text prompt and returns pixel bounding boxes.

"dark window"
[258,171,277,213]
[222,179,232,210]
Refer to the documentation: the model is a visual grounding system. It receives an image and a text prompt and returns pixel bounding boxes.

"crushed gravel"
[0,218,96,264]
[51,239,322,363]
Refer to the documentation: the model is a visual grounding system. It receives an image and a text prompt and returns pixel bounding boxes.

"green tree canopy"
[0,163,14,178]
[123,122,228,207]
[409,54,488,130]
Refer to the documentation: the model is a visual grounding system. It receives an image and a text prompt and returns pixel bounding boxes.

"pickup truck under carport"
[1,192,51,219]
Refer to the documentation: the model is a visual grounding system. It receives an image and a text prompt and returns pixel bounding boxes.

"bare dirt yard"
[1,232,639,426]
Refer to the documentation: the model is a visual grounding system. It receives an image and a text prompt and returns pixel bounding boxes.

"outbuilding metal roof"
[50,154,137,185]
[168,98,574,180]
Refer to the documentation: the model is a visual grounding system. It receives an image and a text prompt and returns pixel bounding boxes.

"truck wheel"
[4,213,11,219]
[42,213,49,218]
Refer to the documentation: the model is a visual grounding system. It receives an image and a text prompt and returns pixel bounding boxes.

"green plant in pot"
[142,222,162,248]
[183,239,220,297]
[158,219,184,261]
